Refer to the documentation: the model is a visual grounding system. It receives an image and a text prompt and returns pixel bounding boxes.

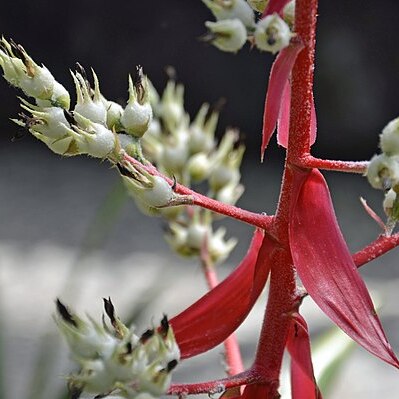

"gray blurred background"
[1,1,399,398]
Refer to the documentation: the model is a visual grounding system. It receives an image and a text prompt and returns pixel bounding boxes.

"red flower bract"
[261,42,304,160]
[286,312,322,399]
[289,168,399,368]
[262,0,292,17]
[170,229,275,359]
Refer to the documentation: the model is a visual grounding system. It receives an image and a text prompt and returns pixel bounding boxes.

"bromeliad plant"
[2,0,399,397]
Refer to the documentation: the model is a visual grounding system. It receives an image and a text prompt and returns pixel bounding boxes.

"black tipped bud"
[103,297,116,325]
[140,328,155,343]
[56,299,77,327]
[159,314,169,338]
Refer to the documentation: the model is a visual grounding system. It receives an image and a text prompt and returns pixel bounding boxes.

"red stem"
[251,0,319,394]
[294,155,369,174]
[168,369,262,396]
[353,233,399,267]
[123,153,274,230]
[202,262,244,376]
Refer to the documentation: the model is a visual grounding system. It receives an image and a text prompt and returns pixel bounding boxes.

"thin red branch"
[201,245,244,376]
[168,369,262,396]
[354,233,399,267]
[123,153,274,230]
[294,155,369,174]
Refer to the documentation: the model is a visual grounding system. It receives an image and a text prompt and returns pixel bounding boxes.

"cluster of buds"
[367,117,399,232]
[55,298,179,399]
[141,79,244,264]
[202,0,295,54]
[0,36,243,266]
[0,38,151,160]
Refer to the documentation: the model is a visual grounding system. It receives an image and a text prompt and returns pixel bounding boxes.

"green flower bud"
[367,154,399,190]
[380,116,399,156]
[121,73,153,137]
[247,0,268,13]
[103,98,124,131]
[205,19,248,53]
[72,69,107,125]
[202,0,255,28]
[254,13,293,53]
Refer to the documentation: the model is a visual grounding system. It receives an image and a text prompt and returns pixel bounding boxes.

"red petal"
[261,42,304,160]
[263,0,292,17]
[286,313,322,399]
[171,230,275,359]
[277,84,317,148]
[289,168,399,368]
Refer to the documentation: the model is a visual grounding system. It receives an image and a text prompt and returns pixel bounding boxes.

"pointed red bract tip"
[261,42,304,161]
[171,229,276,359]
[286,313,322,399]
[263,0,292,17]
[289,168,399,368]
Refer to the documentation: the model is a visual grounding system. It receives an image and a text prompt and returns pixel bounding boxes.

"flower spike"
[289,168,399,368]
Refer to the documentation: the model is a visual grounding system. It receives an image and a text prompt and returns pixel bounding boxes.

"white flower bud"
[283,0,296,26]
[121,74,153,137]
[254,13,293,53]
[189,103,217,154]
[380,117,399,156]
[160,139,189,174]
[105,99,124,131]
[215,182,244,205]
[247,0,268,13]
[208,227,237,264]
[187,153,211,182]
[19,100,71,139]
[119,163,175,208]
[202,0,255,28]
[72,112,115,158]
[186,222,210,250]
[160,80,185,130]
[118,133,137,155]
[367,154,399,190]
[0,38,69,106]
[165,222,191,256]
[36,80,71,109]
[139,176,174,208]
[56,300,179,399]
[210,164,240,191]
[383,188,397,214]
[72,70,107,125]
[205,19,247,53]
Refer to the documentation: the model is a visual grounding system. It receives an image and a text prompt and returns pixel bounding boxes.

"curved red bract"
[170,229,275,359]
[261,42,304,160]
[289,168,399,368]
